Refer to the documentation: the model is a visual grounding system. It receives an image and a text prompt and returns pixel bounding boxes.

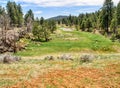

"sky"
[0,0,119,19]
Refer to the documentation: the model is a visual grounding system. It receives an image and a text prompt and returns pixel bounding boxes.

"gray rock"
[80,54,95,62]
[58,54,73,61]
[0,54,21,64]
[0,54,6,63]
[4,55,15,63]
[14,56,21,61]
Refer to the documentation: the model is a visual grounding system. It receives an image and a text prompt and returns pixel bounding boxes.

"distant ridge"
[48,15,68,20]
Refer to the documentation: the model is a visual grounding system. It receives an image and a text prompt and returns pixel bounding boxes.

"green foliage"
[62,18,68,26]
[55,0,119,36]
[40,17,44,25]
[24,9,34,25]
[32,21,50,42]
[75,25,79,31]
[100,0,114,33]
[16,30,119,56]
[17,4,24,27]
[35,17,40,24]
[6,1,23,27]
[117,1,120,26]
[48,20,57,33]
[80,20,85,31]
[0,6,5,15]
[85,19,92,31]
[110,34,116,42]
[32,22,42,40]
[110,18,117,33]
[42,22,51,42]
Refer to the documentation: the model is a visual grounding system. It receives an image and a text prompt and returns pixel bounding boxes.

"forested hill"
[48,15,68,20]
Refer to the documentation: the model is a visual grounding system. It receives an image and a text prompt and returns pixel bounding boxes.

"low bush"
[0,54,21,64]
[80,54,95,62]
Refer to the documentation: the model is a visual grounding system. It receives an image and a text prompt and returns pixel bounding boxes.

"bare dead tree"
[0,13,10,53]
[13,27,16,53]
[26,16,33,33]
[0,13,10,45]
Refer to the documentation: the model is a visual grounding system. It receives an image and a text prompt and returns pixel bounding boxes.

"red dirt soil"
[8,64,120,88]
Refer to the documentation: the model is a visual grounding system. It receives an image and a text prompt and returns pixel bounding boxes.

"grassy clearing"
[16,30,120,56]
[1,29,120,87]
[1,54,120,88]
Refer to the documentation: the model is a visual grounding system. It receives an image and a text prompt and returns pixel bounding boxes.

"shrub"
[58,54,73,61]
[80,54,95,62]
[32,22,50,42]
[0,54,21,64]
[44,56,54,60]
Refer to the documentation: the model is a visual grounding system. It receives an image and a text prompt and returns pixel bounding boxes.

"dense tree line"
[0,0,120,42]
[6,1,24,27]
[57,0,120,36]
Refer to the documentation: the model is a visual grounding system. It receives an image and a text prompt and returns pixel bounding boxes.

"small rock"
[0,54,6,63]
[80,54,95,62]
[44,56,54,60]
[58,54,73,61]
[0,54,21,64]
[4,55,15,63]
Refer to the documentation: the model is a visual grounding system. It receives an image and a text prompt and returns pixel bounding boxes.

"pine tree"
[6,1,23,27]
[35,17,40,24]
[32,23,41,40]
[40,17,44,25]
[80,20,85,31]
[85,19,92,32]
[24,9,34,25]
[48,20,57,33]
[7,1,16,25]
[68,15,73,27]
[17,4,24,27]
[100,0,114,34]
[0,6,5,15]
[117,1,120,26]
[110,7,117,34]
[42,22,50,42]
[32,21,50,42]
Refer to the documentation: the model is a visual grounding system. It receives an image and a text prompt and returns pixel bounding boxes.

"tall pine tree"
[100,0,114,34]
[17,4,24,27]
[24,9,34,25]
[6,1,23,27]
[117,1,120,26]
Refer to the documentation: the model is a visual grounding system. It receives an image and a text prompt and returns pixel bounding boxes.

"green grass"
[1,29,120,87]
[1,28,120,87]
[16,30,120,56]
